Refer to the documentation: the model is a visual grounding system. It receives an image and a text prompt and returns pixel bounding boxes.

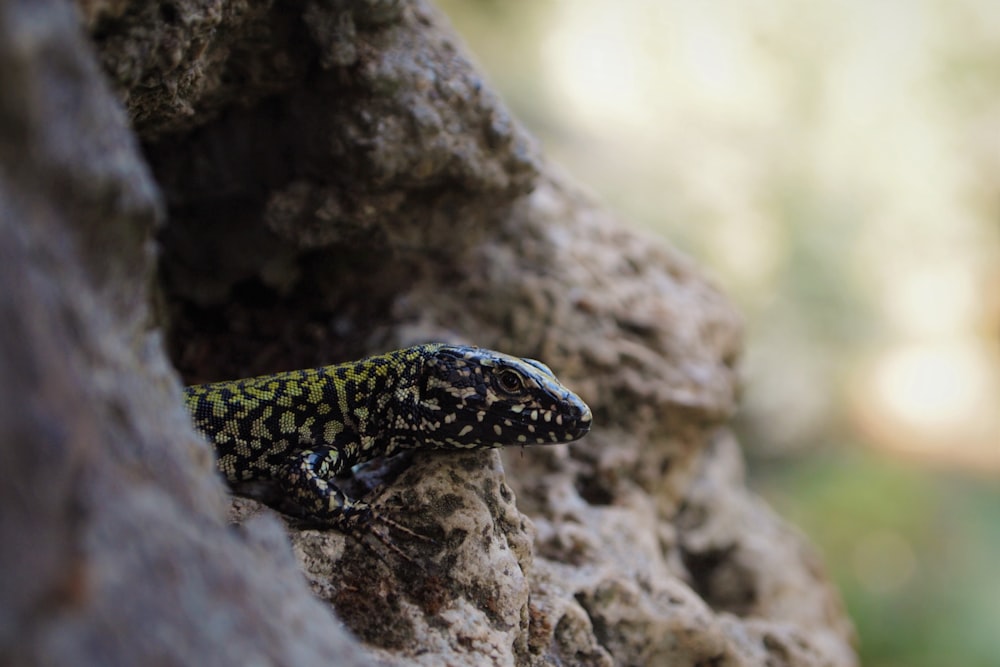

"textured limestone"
[140,0,850,662]
[0,0,857,664]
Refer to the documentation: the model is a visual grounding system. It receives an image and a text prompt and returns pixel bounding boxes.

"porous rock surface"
[0,0,857,665]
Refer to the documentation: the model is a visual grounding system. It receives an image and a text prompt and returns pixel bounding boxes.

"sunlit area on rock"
[440,0,1000,664]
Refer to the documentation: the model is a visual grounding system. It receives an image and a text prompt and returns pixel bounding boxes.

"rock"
[0,0,857,665]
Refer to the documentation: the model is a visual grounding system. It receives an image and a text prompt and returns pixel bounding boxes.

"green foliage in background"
[754,448,1000,667]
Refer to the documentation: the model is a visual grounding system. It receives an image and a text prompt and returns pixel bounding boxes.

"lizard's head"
[398,344,592,450]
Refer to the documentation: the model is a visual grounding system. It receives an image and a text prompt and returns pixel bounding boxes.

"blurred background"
[438,2,1000,665]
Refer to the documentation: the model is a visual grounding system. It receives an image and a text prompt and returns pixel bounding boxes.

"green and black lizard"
[184,343,592,531]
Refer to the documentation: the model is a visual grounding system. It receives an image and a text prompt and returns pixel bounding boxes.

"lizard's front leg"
[280,446,430,562]
[278,446,370,527]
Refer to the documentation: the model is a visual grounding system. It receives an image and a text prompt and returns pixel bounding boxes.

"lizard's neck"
[371,358,426,458]
[358,350,420,456]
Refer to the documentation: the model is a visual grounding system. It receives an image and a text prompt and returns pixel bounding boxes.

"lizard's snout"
[560,391,593,441]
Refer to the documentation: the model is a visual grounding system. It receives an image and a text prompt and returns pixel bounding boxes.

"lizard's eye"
[495,369,525,395]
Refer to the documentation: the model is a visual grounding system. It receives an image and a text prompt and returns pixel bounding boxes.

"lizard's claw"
[340,507,430,566]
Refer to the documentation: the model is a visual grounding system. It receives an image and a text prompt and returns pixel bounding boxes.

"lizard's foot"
[365,481,438,545]
[337,506,431,567]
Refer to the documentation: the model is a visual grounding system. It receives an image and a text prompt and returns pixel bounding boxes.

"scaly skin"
[184,343,592,528]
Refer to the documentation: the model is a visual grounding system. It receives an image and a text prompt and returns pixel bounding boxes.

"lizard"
[184,343,592,537]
